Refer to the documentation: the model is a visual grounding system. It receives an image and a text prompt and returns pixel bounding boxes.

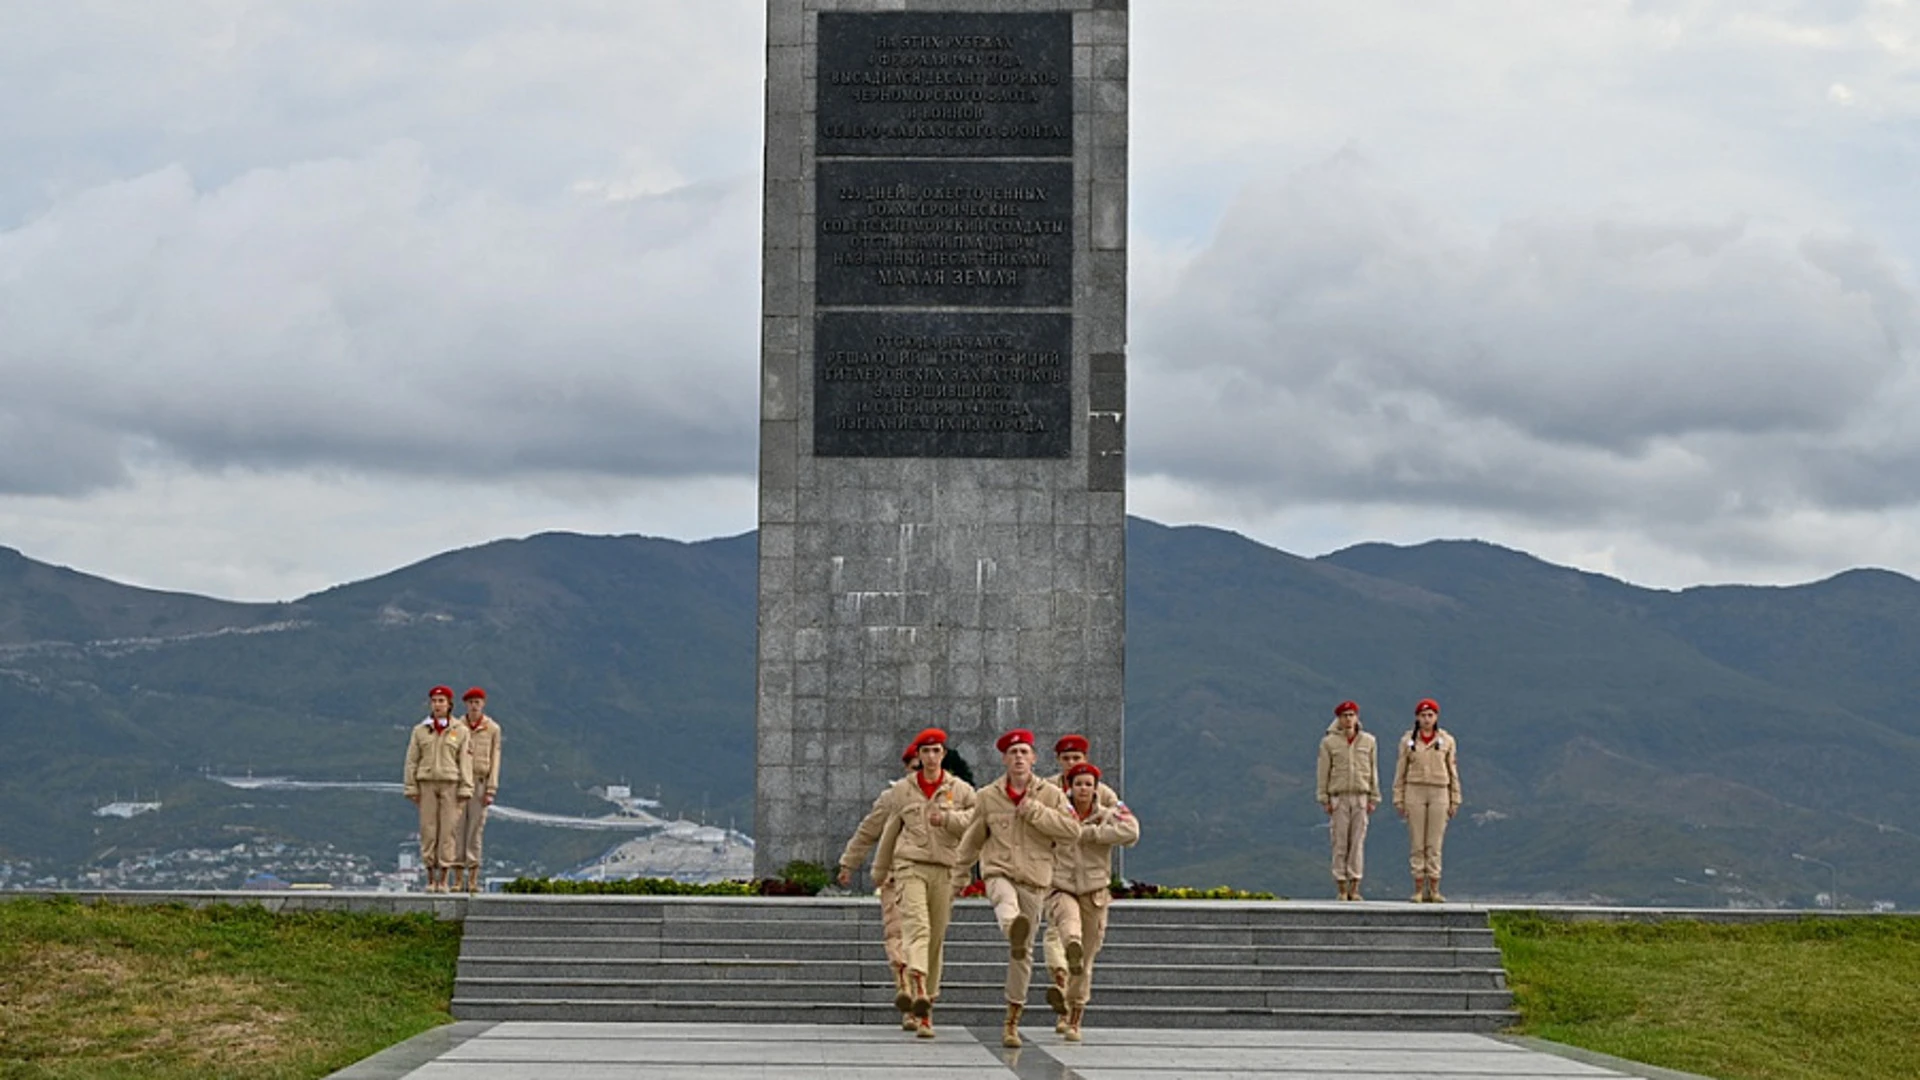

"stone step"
[452,976,1513,1013]
[470,897,1493,929]
[458,934,1501,968]
[461,914,1491,948]
[455,957,1506,990]
[447,997,1518,1032]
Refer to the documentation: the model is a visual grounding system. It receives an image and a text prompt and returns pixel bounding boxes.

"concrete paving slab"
[335,1022,1690,1080]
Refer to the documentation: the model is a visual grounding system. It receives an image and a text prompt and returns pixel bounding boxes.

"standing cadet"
[836,740,923,1030]
[1393,698,1461,902]
[872,728,976,1039]
[1040,733,1118,1029]
[402,685,473,893]
[1046,762,1139,1042]
[454,687,503,895]
[954,729,1082,1049]
[1316,700,1380,901]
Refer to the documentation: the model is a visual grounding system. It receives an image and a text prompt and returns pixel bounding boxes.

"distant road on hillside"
[208,775,672,831]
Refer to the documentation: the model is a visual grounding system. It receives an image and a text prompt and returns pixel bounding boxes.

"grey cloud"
[1132,151,1920,527]
[0,144,761,495]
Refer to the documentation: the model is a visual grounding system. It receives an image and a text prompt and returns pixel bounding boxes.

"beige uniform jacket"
[464,717,503,797]
[1049,803,1141,898]
[954,776,1082,890]
[1392,727,1461,811]
[1315,720,1381,805]
[876,771,977,873]
[1042,772,1119,809]
[839,777,918,876]
[403,719,474,799]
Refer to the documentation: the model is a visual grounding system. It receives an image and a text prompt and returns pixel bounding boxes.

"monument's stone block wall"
[757,0,1127,875]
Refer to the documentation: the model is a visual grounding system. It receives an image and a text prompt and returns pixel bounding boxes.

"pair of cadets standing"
[1315,697,1461,903]
[838,728,1138,1046]
[402,684,504,894]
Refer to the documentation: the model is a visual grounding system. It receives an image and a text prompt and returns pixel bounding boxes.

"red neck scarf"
[430,716,450,733]
[466,716,486,732]
[917,771,944,799]
[1419,729,1437,745]
[1007,782,1026,806]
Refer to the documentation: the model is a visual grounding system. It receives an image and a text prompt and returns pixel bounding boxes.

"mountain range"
[2,521,1916,906]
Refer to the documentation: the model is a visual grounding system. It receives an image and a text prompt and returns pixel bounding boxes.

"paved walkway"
[331,1022,1713,1080]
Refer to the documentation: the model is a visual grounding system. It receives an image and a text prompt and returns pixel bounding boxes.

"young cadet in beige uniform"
[1046,762,1139,1042]
[872,727,976,1038]
[1393,698,1461,902]
[954,728,1082,1049]
[403,685,474,893]
[1316,700,1380,901]
[454,687,503,895]
[836,740,922,1030]
[1040,733,1119,1029]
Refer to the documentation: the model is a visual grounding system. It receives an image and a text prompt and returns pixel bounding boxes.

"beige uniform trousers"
[1044,921,1069,982]
[1329,793,1371,882]
[880,876,905,969]
[1404,783,1451,878]
[456,791,491,871]
[1044,889,1109,1007]
[895,861,957,997]
[985,875,1045,1005]
[415,780,464,870]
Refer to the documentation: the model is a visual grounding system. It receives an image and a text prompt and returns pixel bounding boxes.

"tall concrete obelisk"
[755,0,1128,875]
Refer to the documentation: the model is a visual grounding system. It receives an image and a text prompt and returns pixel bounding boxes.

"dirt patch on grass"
[0,943,306,1068]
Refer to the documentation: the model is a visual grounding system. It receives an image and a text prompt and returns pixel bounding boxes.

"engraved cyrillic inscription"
[816,161,1073,308]
[817,12,1072,158]
[815,312,1071,458]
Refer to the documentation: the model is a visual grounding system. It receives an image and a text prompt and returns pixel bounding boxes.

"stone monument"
[755,0,1128,876]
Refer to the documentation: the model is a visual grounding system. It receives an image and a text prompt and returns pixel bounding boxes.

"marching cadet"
[836,740,924,1030]
[402,685,473,893]
[453,687,503,895]
[1046,762,1139,1042]
[1392,698,1462,902]
[1040,733,1118,1030]
[1316,700,1380,901]
[872,728,976,1039]
[953,728,1082,1049]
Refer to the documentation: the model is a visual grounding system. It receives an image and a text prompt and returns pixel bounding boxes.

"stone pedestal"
[755,0,1128,876]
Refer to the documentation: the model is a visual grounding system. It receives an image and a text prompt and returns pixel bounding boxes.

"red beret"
[1415,698,1441,714]
[462,687,487,701]
[996,729,1036,753]
[910,727,948,753]
[1334,701,1359,716]
[1064,762,1102,784]
[1053,734,1090,755]
[428,685,454,700]
[901,741,921,764]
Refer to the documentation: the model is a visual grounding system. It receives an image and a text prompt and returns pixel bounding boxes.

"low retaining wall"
[3,889,1894,924]
[3,889,469,919]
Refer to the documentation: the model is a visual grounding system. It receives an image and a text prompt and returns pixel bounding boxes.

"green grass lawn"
[1494,912,1920,1080]
[0,897,460,1080]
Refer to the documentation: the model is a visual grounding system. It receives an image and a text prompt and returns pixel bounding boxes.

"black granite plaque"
[815,311,1072,458]
[817,160,1073,308]
[817,12,1072,159]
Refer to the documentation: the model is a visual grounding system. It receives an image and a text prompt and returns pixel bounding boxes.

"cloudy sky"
[2,0,1917,600]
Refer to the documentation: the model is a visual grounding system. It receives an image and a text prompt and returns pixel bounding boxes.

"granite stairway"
[451,895,1516,1031]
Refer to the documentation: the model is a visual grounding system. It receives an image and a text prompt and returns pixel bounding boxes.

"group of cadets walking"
[838,698,1461,1044]
[402,684,504,893]
[1318,697,1463,903]
[837,728,1139,1046]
